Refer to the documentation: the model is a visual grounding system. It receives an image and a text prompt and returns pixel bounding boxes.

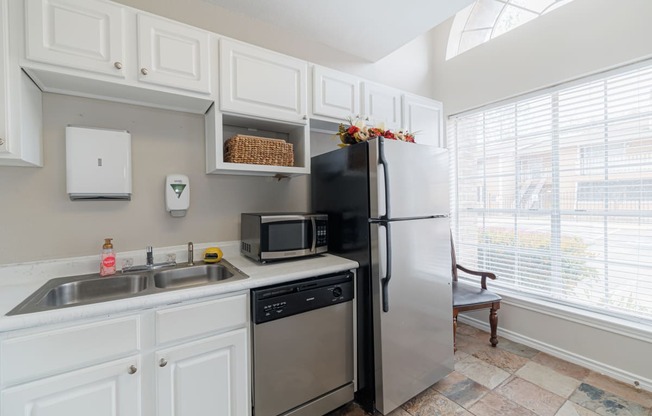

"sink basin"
[154,264,234,289]
[6,260,249,316]
[37,275,149,307]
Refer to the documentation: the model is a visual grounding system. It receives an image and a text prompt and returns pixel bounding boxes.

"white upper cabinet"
[0,0,9,158]
[361,81,402,131]
[24,0,126,78]
[311,65,360,123]
[402,93,443,147]
[220,38,308,124]
[136,13,210,94]
[21,0,214,114]
[0,0,43,167]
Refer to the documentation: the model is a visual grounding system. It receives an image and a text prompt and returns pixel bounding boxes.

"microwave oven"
[240,213,328,262]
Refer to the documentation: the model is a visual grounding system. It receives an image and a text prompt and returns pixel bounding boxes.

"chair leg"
[489,306,498,347]
[453,310,458,353]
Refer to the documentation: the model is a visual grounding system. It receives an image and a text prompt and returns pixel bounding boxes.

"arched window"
[446,0,574,60]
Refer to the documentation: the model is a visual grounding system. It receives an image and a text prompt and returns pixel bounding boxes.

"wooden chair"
[451,235,501,352]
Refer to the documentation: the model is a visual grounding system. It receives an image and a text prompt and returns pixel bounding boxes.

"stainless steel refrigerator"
[311,137,454,415]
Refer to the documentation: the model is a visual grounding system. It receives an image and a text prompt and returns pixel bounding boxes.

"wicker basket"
[224,135,294,167]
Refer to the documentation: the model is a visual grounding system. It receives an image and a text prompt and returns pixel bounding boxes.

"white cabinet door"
[0,0,8,157]
[137,13,211,94]
[312,65,360,122]
[156,328,249,416]
[24,0,126,78]
[220,38,307,124]
[402,94,443,147]
[1,356,141,416]
[0,0,43,167]
[361,81,402,131]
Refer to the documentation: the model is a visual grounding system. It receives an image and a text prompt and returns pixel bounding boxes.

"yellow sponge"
[203,247,223,263]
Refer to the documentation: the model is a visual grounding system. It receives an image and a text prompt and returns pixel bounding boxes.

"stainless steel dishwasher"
[251,271,354,416]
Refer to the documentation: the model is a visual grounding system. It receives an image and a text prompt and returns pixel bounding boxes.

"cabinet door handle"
[114,61,123,70]
[0,138,4,146]
[128,365,137,375]
[302,115,307,120]
[141,68,149,75]
[159,358,168,367]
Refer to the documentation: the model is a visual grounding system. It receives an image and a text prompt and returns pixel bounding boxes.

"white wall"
[113,0,436,96]
[431,0,652,118]
[432,0,652,390]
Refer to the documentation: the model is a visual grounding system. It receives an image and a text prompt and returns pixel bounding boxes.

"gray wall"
[0,94,314,264]
[0,1,436,265]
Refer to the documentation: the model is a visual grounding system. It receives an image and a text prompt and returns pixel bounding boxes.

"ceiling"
[202,0,475,62]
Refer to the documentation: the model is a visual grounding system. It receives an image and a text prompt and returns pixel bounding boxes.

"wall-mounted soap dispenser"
[166,174,190,217]
[66,126,132,200]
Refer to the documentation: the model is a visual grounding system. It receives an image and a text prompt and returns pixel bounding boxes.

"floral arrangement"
[336,118,415,147]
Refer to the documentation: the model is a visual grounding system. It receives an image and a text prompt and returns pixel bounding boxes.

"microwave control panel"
[316,220,328,246]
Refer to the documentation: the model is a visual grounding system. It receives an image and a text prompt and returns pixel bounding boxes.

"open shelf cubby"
[205,105,310,177]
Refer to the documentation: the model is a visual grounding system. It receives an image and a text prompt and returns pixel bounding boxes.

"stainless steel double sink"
[7,261,249,316]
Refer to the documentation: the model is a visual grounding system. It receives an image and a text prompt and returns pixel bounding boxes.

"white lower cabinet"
[0,292,250,416]
[1,356,142,416]
[156,328,248,416]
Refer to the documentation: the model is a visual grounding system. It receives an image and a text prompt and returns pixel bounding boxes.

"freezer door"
[370,218,454,415]
[369,138,449,219]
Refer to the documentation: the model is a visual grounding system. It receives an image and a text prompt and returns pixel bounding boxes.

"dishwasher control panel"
[252,271,354,324]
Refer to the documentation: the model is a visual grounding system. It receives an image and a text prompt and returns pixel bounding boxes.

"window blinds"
[448,61,652,322]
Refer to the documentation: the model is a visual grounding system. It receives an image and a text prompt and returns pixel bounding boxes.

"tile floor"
[329,323,652,416]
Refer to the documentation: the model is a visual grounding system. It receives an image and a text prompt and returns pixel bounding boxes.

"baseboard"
[458,314,652,393]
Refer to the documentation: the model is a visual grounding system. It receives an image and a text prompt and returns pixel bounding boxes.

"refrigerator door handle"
[380,221,392,312]
[378,136,391,220]
[310,216,317,253]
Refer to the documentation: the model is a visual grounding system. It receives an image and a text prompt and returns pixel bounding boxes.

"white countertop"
[0,241,358,333]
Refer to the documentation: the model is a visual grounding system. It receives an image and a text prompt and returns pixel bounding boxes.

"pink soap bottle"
[100,238,117,276]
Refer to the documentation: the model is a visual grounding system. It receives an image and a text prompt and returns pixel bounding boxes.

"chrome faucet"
[123,245,176,273]
[188,242,194,266]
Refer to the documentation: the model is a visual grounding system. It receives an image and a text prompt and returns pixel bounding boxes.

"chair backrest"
[450,231,458,282]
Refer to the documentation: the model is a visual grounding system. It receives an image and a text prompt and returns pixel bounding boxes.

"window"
[447,0,575,60]
[448,60,652,322]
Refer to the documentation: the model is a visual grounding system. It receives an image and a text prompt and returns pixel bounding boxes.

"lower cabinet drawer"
[1,315,140,387]
[155,293,247,345]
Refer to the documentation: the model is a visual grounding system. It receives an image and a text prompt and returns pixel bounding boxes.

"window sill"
[460,278,652,343]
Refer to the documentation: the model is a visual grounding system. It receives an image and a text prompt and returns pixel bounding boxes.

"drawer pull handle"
[114,61,123,70]
[141,68,149,75]
[128,365,137,375]
[159,358,168,368]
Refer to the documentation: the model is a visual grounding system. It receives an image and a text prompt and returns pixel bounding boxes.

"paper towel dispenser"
[66,126,132,200]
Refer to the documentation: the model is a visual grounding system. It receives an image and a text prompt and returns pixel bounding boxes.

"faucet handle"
[187,242,194,266]
[146,246,154,265]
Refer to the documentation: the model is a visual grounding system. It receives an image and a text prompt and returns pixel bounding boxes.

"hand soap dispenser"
[165,174,190,217]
